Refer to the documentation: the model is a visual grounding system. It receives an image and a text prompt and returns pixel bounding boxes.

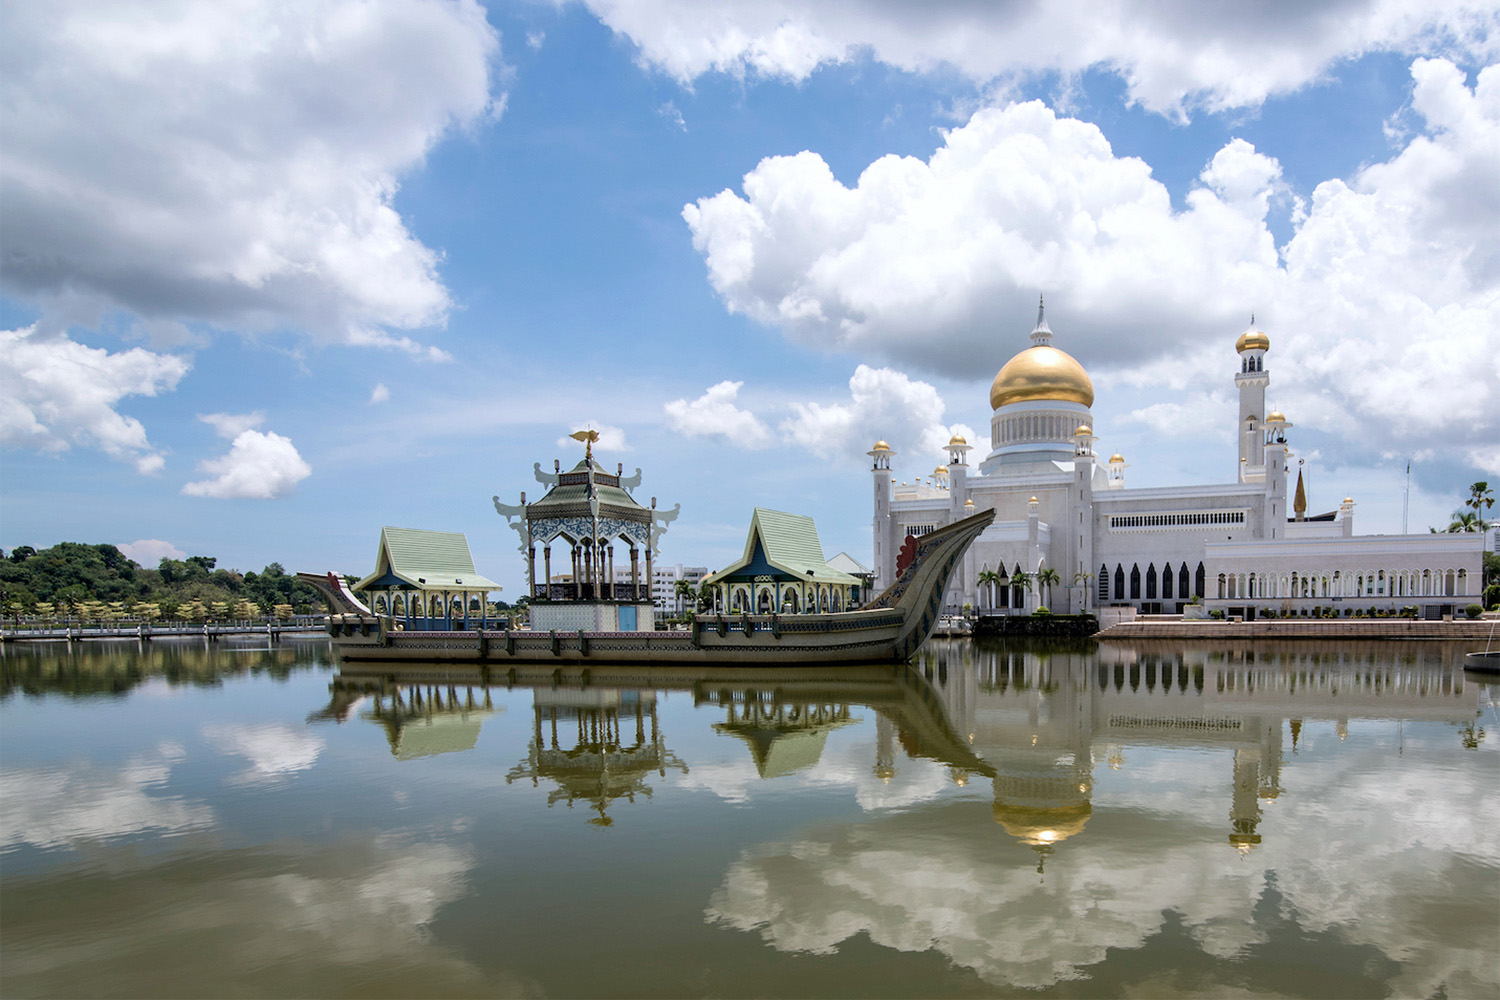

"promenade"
[2,620,327,643]
[1096,617,1498,641]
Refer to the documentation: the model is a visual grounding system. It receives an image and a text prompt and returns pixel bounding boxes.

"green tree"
[674,579,693,618]
[1010,570,1033,609]
[1447,511,1485,533]
[1036,567,1062,608]
[976,569,1002,610]
[1465,481,1494,521]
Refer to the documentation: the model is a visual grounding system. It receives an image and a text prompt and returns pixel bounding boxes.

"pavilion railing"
[533,583,645,602]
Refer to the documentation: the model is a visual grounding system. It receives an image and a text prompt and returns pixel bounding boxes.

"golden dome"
[989,345,1094,409]
[1074,424,1093,437]
[1109,452,1124,463]
[1266,410,1286,424]
[871,440,890,451]
[1236,328,1270,353]
[964,498,975,508]
[948,434,967,446]
[992,802,1092,846]
[934,465,949,476]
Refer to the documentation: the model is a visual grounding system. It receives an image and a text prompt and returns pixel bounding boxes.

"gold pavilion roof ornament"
[568,428,601,459]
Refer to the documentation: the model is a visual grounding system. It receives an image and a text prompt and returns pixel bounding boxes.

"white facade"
[872,307,1485,618]
[651,564,708,613]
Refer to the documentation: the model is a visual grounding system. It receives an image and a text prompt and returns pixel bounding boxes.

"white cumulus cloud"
[781,365,974,464]
[370,382,391,404]
[183,428,312,500]
[117,539,187,565]
[581,0,1499,118]
[0,326,189,472]
[665,380,772,446]
[199,411,266,439]
[686,61,1500,477]
[0,0,502,351]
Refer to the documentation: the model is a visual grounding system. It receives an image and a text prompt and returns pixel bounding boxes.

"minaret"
[869,440,894,591]
[1262,410,1290,539]
[1235,318,1270,478]
[947,434,973,606]
[1072,424,1097,613]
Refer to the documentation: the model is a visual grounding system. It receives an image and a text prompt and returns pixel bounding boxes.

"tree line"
[0,543,330,621]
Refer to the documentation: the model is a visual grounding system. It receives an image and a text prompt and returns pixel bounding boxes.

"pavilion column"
[543,546,553,600]
[571,544,580,595]
[527,545,537,602]
[630,547,639,601]
[607,545,615,599]
[645,544,654,610]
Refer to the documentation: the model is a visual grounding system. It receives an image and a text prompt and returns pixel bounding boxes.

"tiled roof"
[355,527,500,591]
[706,508,857,585]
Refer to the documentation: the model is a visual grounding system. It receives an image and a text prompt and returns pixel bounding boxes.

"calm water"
[2,637,1497,999]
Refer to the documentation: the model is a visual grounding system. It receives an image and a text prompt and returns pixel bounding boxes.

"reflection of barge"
[301,509,993,665]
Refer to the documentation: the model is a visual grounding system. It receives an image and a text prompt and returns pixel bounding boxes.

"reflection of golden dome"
[1236,329,1270,353]
[992,802,1092,846]
[872,440,890,451]
[989,346,1095,409]
[948,434,967,446]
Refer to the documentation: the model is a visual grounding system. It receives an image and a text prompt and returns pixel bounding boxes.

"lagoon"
[2,637,1496,998]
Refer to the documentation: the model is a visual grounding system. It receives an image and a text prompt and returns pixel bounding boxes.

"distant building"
[826,552,873,606]
[651,564,709,614]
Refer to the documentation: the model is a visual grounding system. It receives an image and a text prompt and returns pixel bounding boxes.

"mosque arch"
[1114,564,1125,601]
[1098,564,1109,603]
[1162,562,1174,600]
[1195,563,1205,598]
[757,587,773,613]
[1146,563,1157,600]
[1130,564,1141,600]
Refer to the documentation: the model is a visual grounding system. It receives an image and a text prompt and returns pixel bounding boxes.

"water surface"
[2,637,1496,998]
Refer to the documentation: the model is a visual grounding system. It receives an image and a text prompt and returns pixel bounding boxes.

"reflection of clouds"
[707,737,1500,995]
[677,737,951,811]
[1,837,527,997]
[204,723,323,786]
[707,807,1250,989]
[0,741,214,850]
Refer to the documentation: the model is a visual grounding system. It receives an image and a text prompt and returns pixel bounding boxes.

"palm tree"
[1073,570,1093,610]
[976,569,1001,610]
[1448,511,1485,533]
[674,579,693,618]
[1035,567,1061,609]
[1010,570,1033,611]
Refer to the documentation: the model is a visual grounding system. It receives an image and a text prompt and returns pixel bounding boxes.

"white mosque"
[870,301,1484,619]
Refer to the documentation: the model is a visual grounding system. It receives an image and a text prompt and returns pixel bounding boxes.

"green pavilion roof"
[354,526,500,592]
[705,508,858,586]
[526,457,649,520]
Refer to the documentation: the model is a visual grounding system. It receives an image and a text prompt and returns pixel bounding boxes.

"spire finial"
[1030,293,1053,345]
[1250,312,1255,326]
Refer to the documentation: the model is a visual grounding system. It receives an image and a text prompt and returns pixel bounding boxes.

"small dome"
[872,440,890,451]
[1266,410,1286,424]
[990,345,1094,409]
[934,465,949,476]
[1074,424,1093,437]
[1236,327,1270,353]
[948,434,968,446]
[964,498,975,508]
[1109,452,1124,463]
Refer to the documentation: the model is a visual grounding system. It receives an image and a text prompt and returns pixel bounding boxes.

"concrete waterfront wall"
[1096,618,1499,640]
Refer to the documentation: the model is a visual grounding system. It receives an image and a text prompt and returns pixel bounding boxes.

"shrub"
[1209,609,1226,619]
[1466,604,1484,619]
[1034,606,1052,616]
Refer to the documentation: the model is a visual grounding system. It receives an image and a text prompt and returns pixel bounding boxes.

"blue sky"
[2,0,1497,595]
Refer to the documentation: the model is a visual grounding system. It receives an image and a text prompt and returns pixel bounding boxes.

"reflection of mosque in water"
[909,639,1479,863]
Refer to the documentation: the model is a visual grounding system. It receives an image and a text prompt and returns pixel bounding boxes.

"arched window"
[1180,564,1190,597]
[1217,573,1227,599]
[1146,564,1157,599]
[1114,564,1125,600]
[1162,562,1174,600]
[1130,564,1141,600]
[1098,564,1109,602]
[1195,563,1206,598]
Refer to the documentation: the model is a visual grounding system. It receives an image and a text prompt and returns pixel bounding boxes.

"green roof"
[525,457,649,519]
[355,526,500,592]
[705,508,857,586]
